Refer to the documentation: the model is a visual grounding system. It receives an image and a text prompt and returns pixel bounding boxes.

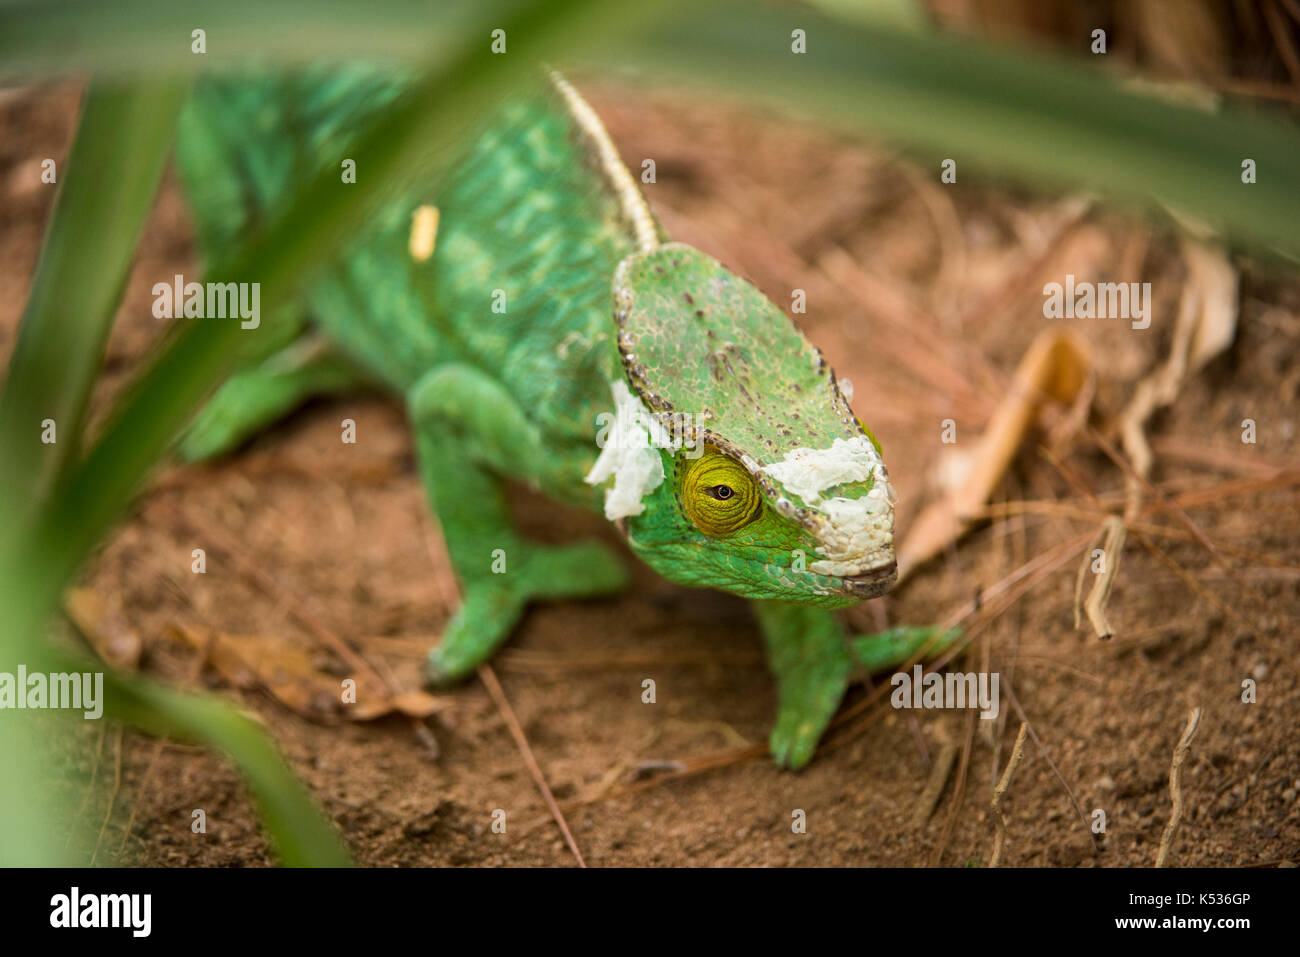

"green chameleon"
[175,68,956,768]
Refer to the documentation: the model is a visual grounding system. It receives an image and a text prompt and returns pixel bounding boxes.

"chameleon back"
[177,68,640,451]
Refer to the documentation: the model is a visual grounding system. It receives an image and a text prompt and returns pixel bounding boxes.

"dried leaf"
[165,624,446,724]
[167,624,341,720]
[349,688,445,722]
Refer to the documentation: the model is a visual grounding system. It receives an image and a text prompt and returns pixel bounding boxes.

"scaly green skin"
[175,68,957,769]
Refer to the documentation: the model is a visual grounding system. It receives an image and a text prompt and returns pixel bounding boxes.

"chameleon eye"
[681,453,761,536]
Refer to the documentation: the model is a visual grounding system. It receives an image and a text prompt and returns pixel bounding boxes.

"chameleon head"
[584,243,897,608]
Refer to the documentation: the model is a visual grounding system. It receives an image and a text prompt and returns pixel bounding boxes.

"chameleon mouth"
[836,559,898,598]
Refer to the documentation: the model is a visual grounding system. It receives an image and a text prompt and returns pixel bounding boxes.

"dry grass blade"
[913,741,959,828]
[1004,682,1098,851]
[89,725,124,867]
[1150,437,1297,476]
[930,708,976,867]
[1116,238,1237,521]
[1072,516,1127,640]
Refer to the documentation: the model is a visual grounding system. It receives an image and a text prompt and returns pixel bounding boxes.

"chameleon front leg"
[177,332,371,462]
[408,364,630,685]
[753,601,963,768]
[752,600,854,769]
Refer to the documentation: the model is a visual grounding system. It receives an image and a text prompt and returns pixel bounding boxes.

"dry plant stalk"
[1156,706,1203,868]
[989,723,1030,867]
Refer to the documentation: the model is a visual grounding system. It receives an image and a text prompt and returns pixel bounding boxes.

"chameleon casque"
[175,68,954,768]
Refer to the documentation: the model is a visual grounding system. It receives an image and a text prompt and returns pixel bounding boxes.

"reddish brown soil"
[3,77,1297,868]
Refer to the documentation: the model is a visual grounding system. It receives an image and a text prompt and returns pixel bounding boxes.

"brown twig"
[1004,682,1098,850]
[1156,707,1203,868]
[1085,431,1299,685]
[989,723,1030,867]
[477,664,585,868]
[1073,515,1126,640]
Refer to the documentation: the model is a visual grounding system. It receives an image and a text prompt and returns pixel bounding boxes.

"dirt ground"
[3,76,1298,868]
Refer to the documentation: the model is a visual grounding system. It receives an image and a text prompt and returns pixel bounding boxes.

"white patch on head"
[761,436,896,577]
[763,436,886,503]
[584,380,683,520]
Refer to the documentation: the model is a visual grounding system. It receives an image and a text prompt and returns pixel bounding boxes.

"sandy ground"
[2,76,1298,867]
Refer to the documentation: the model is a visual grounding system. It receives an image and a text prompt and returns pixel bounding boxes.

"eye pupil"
[680,454,761,535]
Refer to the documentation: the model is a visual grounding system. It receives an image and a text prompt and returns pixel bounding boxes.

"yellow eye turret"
[680,451,762,536]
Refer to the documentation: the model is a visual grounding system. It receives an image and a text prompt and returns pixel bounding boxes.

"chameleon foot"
[755,604,964,769]
[753,600,853,770]
[426,540,629,686]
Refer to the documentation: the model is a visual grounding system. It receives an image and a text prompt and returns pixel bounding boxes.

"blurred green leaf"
[612,0,1300,262]
[0,80,188,519]
[0,77,186,868]
[0,0,489,75]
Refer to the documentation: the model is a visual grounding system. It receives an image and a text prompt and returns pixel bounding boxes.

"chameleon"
[174,67,957,769]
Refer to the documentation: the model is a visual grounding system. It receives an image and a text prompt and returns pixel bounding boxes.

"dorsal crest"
[549,72,664,255]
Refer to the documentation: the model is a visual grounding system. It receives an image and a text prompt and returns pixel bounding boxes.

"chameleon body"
[176,69,954,768]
